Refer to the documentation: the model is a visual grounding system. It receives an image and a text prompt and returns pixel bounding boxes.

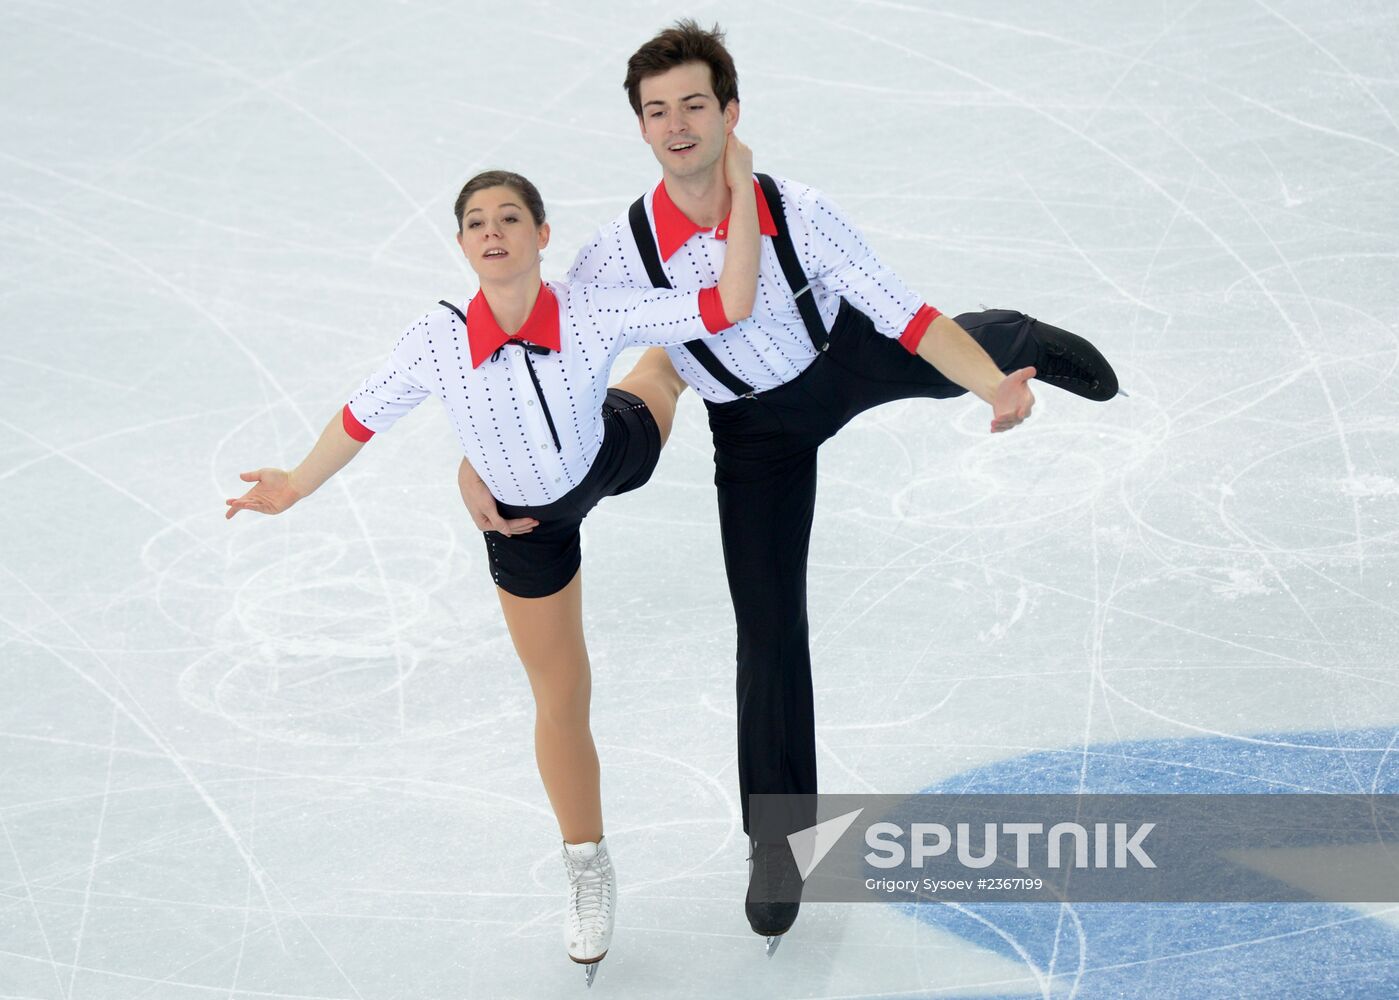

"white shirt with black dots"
[343,280,725,507]
[567,174,941,404]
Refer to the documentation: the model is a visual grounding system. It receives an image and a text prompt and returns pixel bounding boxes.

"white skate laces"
[562,838,616,970]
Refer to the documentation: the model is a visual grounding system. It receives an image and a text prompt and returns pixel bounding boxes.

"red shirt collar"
[465,282,561,368]
[651,178,780,262]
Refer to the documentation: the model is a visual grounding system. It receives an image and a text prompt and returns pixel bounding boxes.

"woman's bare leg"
[612,347,687,446]
[489,350,683,843]
[496,570,601,844]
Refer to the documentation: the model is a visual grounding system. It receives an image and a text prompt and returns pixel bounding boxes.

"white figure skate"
[562,838,616,987]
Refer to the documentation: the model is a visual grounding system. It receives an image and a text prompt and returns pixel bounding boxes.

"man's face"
[636,61,739,182]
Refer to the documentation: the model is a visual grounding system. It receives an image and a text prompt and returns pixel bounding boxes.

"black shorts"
[483,388,662,598]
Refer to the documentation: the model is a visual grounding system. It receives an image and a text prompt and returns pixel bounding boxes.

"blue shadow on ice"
[898,727,1399,999]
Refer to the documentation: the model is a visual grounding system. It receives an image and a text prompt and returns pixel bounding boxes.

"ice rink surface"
[3,0,1398,996]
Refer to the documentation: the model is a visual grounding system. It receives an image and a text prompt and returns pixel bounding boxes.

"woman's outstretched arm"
[225,411,365,519]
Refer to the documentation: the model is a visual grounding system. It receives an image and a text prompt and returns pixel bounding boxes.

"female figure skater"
[225,134,758,984]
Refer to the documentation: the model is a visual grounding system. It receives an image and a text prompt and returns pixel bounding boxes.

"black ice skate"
[1030,318,1120,401]
[746,839,803,956]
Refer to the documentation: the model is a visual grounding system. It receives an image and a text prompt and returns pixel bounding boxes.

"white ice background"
[2,1,1398,997]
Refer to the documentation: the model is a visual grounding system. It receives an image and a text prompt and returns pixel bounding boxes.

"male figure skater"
[460,20,1118,952]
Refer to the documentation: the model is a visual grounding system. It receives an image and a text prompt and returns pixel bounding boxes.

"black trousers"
[704,303,1039,838]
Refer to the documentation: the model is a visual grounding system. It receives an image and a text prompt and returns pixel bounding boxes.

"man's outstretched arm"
[916,314,1036,433]
[784,182,1036,433]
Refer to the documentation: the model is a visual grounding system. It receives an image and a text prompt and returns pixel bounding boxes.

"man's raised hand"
[458,458,537,536]
[990,367,1036,433]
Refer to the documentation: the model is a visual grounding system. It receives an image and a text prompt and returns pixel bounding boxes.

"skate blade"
[570,952,606,988]
[765,935,783,958]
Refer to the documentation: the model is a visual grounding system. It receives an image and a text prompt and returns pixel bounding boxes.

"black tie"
[490,338,552,363]
[491,339,562,455]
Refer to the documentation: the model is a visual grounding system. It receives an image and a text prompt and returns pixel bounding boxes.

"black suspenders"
[627,200,756,398]
[627,173,829,398]
[754,173,828,352]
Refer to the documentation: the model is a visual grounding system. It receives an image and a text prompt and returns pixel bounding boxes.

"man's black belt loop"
[627,197,756,399]
[439,299,563,454]
[754,173,828,353]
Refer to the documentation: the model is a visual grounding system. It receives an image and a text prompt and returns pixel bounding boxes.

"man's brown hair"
[623,19,739,117]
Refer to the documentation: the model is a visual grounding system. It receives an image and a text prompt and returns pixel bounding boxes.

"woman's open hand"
[225,468,302,519]
[459,458,537,536]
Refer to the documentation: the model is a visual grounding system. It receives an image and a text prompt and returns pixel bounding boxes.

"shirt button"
[526,400,534,407]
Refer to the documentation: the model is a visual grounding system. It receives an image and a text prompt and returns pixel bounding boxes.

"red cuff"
[698,286,732,334]
[898,305,942,354]
[342,404,375,442]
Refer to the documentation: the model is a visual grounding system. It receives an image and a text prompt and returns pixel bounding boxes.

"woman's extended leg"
[496,570,601,844]
[612,347,687,445]
[498,568,616,972]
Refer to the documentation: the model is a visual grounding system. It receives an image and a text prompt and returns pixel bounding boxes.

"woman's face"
[456,185,550,281]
